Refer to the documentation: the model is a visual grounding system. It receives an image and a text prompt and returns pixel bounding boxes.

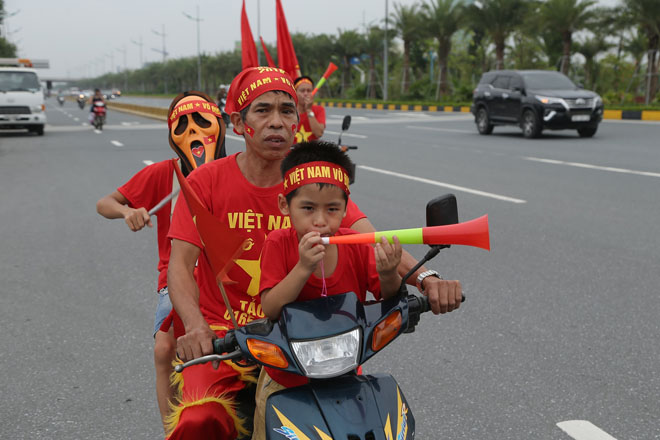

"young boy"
[251,141,403,440]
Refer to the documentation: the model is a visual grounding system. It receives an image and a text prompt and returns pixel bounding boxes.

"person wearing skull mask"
[165,67,463,439]
[95,91,226,433]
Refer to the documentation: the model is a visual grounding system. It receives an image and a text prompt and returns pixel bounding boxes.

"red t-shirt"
[259,227,381,387]
[167,153,366,330]
[295,104,326,143]
[118,159,176,291]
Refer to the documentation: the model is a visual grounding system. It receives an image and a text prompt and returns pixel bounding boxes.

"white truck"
[0,58,49,136]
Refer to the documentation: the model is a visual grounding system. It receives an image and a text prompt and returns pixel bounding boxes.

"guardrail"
[106,101,168,121]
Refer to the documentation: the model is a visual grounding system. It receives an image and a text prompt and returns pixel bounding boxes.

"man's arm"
[307,112,325,138]
[168,238,216,361]
[96,190,152,231]
[349,217,462,314]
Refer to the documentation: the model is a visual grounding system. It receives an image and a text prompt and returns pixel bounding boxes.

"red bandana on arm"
[282,161,350,196]
[225,66,299,136]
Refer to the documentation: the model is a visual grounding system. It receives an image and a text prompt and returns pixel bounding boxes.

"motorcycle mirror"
[426,194,458,249]
[341,115,351,132]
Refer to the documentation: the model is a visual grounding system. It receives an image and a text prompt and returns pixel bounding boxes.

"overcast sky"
[6,0,621,79]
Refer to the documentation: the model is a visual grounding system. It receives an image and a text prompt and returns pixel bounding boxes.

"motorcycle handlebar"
[213,332,237,354]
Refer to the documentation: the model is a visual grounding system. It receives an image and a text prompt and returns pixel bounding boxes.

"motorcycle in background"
[77,94,86,110]
[92,101,107,130]
[57,95,65,107]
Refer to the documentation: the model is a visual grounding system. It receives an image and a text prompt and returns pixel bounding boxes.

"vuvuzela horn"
[320,215,490,250]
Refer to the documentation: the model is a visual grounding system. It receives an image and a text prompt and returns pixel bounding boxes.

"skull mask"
[168,92,226,176]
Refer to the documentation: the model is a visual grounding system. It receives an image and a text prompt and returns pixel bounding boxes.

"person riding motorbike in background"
[89,88,106,124]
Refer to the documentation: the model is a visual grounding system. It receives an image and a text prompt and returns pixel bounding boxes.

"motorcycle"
[337,115,358,184]
[77,94,86,110]
[92,101,107,130]
[57,96,65,107]
[176,194,482,440]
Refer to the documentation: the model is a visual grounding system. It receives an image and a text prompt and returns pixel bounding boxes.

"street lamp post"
[383,0,389,101]
[183,5,203,91]
[131,36,144,68]
[152,25,168,94]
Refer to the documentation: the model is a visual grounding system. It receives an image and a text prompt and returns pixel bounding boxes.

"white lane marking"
[557,420,618,440]
[324,130,368,139]
[407,125,473,134]
[111,140,124,147]
[94,129,102,134]
[121,121,140,126]
[143,160,155,166]
[73,117,79,122]
[81,123,87,126]
[358,165,527,204]
[525,157,660,178]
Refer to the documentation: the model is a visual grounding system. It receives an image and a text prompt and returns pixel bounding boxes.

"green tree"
[467,0,530,70]
[623,0,660,103]
[539,0,597,75]
[391,2,423,94]
[422,0,466,98]
[335,29,365,97]
[574,33,612,90]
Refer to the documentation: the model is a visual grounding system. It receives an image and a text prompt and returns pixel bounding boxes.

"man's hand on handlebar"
[176,325,217,362]
[422,277,462,314]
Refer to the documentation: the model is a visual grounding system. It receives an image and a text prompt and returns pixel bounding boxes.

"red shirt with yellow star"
[168,153,366,329]
[294,104,326,143]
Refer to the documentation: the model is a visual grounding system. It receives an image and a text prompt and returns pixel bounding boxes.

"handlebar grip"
[213,332,237,354]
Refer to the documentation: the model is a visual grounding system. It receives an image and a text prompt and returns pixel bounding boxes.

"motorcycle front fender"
[264,373,415,440]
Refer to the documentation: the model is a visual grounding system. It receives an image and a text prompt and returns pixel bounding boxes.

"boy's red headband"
[294,78,313,89]
[282,161,350,196]
[225,66,298,114]
[168,99,221,128]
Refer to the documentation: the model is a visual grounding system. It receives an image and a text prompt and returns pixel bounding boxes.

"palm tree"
[335,29,365,97]
[467,0,530,70]
[391,2,423,94]
[623,0,660,103]
[574,34,612,90]
[422,0,466,99]
[539,0,597,75]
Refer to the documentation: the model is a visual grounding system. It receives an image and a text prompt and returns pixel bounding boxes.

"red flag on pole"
[260,36,276,68]
[241,0,259,69]
[172,159,246,283]
[275,0,301,79]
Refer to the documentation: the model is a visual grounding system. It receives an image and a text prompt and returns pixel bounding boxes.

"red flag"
[275,0,301,79]
[172,159,246,283]
[260,36,276,68]
[241,0,259,69]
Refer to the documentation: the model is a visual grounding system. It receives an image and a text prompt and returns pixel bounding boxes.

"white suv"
[0,65,47,135]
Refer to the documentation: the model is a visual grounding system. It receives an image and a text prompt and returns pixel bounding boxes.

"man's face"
[233,91,298,161]
[296,83,313,102]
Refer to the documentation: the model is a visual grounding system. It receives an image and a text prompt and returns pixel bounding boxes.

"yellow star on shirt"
[295,125,312,143]
[234,255,262,297]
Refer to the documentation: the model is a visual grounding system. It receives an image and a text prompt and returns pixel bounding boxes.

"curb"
[317,101,660,121]
[106,101,168,122]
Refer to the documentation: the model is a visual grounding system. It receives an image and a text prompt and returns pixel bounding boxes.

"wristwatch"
[416,270,441,292]
[308,110,315,118]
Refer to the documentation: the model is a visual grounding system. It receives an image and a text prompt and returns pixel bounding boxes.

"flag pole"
[218,281,239,330]
[148,188,180,216]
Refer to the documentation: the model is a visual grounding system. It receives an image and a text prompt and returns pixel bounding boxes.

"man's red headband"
[282,161,350,196]
[225,67,298,114]
[168,99,221,128]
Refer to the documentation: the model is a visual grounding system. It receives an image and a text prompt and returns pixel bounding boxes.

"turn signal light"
[371,311,402,352]
[247,338,289,368]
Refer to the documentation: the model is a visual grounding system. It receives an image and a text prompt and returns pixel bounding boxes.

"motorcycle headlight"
[535,95,568,108]
[291,328,361,378]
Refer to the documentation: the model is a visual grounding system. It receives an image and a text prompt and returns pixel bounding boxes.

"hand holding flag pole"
[320,215,490,250]
[311,62,338,97]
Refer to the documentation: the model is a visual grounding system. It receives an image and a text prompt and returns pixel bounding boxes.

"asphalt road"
[1,97,659,439]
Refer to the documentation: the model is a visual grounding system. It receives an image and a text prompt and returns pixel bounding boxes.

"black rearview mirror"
[426,194,458,248]
[341,115,351,131]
